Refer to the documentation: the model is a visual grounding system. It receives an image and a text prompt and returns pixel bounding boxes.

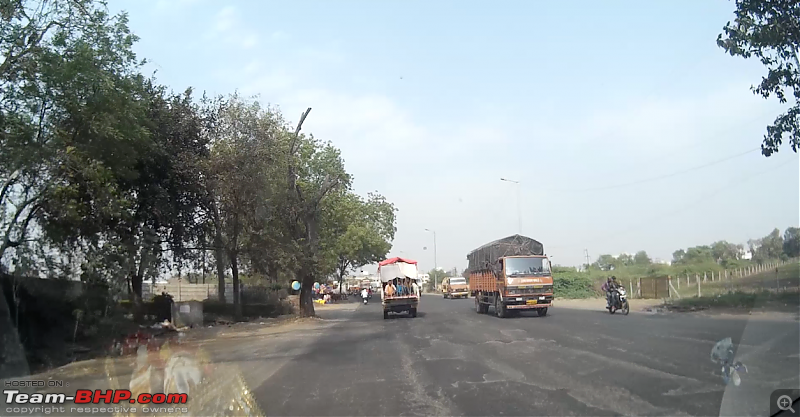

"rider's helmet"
[607,276,612,282]
[611,276,617,281]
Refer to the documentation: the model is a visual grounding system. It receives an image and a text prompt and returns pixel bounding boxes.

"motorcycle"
[362,293,369,305]
[608,287,629,315]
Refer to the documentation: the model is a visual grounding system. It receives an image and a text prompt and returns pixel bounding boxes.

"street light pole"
[500,178,521,234]
[425,228,438,288]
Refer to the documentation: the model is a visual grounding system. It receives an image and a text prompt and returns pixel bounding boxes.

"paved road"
[254,296,799,417]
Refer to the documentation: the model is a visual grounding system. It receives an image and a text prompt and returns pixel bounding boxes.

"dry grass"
[667,263,799,312]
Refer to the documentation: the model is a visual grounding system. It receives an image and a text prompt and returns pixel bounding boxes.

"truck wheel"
[538,308,548,317]
[410,308,417,318]
[475,296,483,314]
[383,311,389,319]
[495,297,506,318]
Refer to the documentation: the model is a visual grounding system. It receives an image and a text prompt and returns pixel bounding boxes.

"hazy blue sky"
[111,0,799,271]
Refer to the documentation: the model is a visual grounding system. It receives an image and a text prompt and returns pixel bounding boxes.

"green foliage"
[718,0,800,156]
[783,227,800,258]
[552,267,596,299]
[0,1,397,323]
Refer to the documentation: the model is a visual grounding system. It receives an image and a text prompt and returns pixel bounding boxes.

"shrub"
[553,270,596,299]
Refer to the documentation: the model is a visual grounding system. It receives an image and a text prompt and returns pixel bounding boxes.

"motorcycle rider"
[360,287,369,303]
[601,276,620,308]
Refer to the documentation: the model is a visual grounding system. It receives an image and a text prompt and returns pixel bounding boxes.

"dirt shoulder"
[554,296,799,321]
[554,297,663,311]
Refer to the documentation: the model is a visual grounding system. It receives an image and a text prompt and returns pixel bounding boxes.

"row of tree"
[590,227,798,271]
[0,0,396,318]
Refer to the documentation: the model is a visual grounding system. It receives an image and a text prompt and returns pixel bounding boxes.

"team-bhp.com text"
[4,389,189,414]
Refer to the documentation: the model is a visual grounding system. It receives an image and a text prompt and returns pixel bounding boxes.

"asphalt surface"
[254,296,800,417]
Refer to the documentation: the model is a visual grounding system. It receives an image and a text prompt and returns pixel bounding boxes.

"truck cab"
[441,277,469,299]
[498,255,554,310]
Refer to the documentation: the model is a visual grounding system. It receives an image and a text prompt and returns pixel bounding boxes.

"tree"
[718,0,800,156]
[427,268,447,288]
[672,249,686,264]
[593,254,615,270]
[633,250,651,265]
[710,241,743,263]
[783,227,800,258]
[758,228,784,260]
[323,191,396,293]
[616,253,634,267]
[203,95,280,319]
[1,0,143,267]
[284,109,351,317]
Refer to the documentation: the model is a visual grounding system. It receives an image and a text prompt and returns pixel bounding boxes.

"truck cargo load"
[467,234,553,318]
[467,234,544,271]
[378,257,421,319]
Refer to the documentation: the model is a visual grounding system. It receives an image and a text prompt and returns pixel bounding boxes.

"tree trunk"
[299,269,316,317]
[214,231,226,303]
[230,251,242,321]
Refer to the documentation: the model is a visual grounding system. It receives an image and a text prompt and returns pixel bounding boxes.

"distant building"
[418,273,430,284]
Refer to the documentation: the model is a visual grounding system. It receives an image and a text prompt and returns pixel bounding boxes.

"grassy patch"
[667,290,799,312]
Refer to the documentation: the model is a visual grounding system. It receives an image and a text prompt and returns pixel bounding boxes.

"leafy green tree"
[783,227,800,258]
[672,249,686,264]
[322,191,396,293]
[617,253,634,266]
[427,268,447,288]
[203,95,283,319]
[283,109,351,316]
[718,0,800,156]
[0,0,143,266]
[633,250,651,265]
[594,254,617,270]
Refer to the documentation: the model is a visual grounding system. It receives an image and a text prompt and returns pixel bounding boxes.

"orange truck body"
[441,277,470,299]
[467,235,554,318]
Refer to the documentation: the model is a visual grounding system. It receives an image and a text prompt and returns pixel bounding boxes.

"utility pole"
[425,228,438,288]
[584,249,591,270]
[500,178,521,234]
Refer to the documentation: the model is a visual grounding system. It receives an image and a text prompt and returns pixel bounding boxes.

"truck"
[467,234,554,318]
[441,276,469,299]
[378,257,421,319]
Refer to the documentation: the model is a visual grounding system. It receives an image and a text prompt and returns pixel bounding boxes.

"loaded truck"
[378,257,421,319]
[441,277,469,299]
[468,234,554,318]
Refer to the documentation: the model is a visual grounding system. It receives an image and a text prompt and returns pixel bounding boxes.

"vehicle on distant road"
[379,257,421,319]
[468,234,554,318]
[441,277,469,299]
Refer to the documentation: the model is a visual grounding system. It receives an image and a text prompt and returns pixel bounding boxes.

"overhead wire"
[548,156,798,251]
[562,147,761,193]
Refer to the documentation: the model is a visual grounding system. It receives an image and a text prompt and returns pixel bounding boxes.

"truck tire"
[495,297,506,318]
[538,308,548,317]
[475,296,483,314]
[410,308,417,318]
[383,311,389,319]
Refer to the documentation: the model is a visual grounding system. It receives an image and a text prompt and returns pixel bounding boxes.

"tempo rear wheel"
[538,308,548,317]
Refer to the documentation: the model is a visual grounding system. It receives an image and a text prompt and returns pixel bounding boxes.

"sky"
[110,0,799,272]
